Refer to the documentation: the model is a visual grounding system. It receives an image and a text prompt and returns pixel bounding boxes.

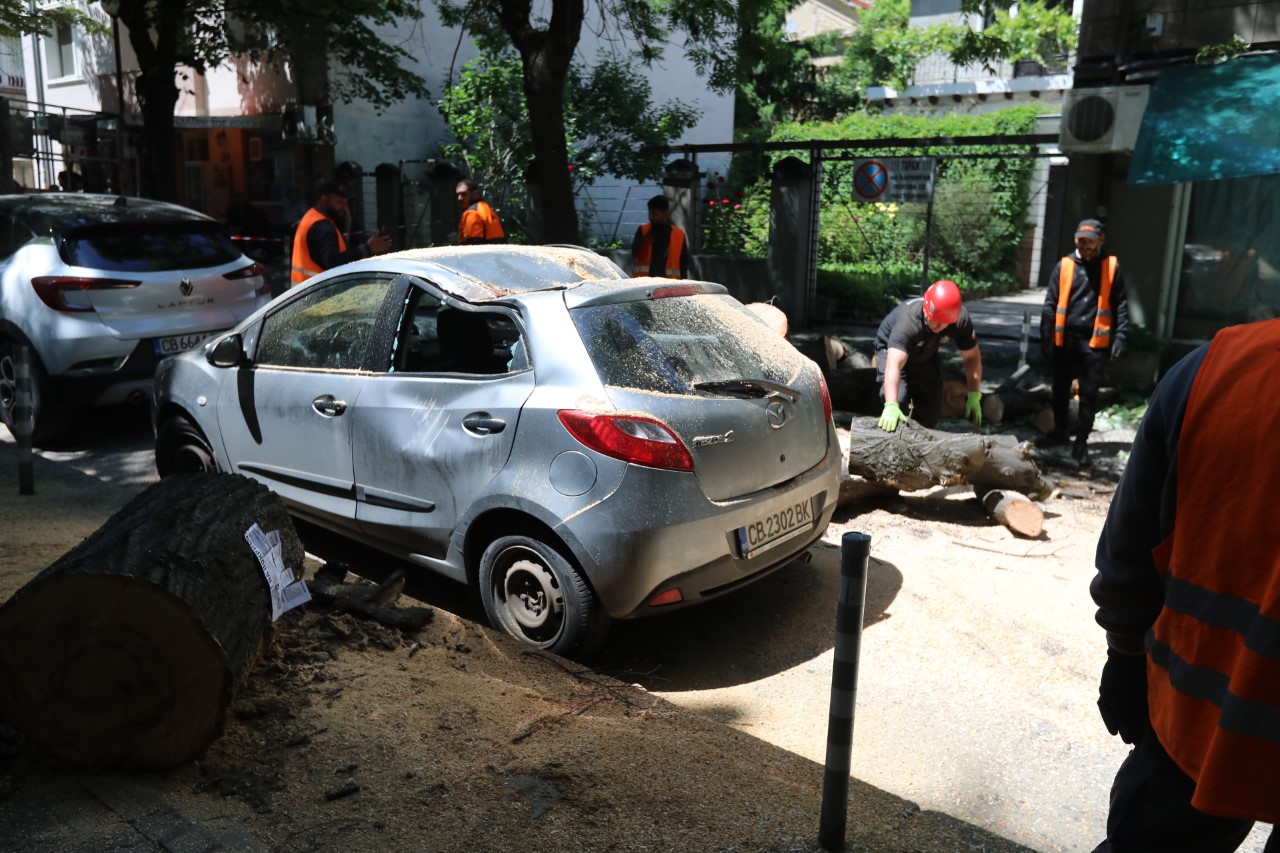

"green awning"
[1129,55,1280,186]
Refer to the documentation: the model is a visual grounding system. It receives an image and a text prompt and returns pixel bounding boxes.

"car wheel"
[156,414,218,476]
[0,339,65,445]
[478,535,610,658]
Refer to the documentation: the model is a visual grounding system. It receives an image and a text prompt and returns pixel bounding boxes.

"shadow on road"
[599,539,904,691]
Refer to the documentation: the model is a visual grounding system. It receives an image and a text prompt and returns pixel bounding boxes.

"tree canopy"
[438,47,699,239]
[0,2,100,39]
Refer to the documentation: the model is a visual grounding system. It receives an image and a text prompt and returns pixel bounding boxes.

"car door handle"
[312,395,348,417]
[462,415,506,435]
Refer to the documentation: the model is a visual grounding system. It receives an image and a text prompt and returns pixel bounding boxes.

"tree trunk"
[976,487,1044,538]
[501,0,584,245]
[847,416,1052,500]
[0,473,304,770]
[119,0,183,202]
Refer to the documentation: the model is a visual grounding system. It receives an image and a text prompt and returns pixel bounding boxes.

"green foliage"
[0,4,103,38]
[699,173,755,255]
[1196,35,1250,66]
[438,46,702,235]
[764,107,1043,298]
[437,50,528,203]
[945,1,1079,73]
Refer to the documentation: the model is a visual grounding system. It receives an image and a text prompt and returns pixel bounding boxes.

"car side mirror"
[207,333,245,368]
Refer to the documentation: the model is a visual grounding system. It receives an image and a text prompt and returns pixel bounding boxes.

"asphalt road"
[3,406,1273,853]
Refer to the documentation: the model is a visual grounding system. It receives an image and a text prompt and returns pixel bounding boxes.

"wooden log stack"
[0,473,304,769]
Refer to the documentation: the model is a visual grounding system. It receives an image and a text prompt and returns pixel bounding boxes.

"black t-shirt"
[874,297,978,372]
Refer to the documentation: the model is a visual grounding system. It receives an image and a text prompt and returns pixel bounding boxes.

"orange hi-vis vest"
[632,223,685,278]
[1054,256,1117,348]
[291,208,344,286]
[458,200,505,244]
[1147,318,1280,823]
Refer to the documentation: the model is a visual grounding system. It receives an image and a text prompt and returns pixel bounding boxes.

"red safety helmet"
[922,279,962,325]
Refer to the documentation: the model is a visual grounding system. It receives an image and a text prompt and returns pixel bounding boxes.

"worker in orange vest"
[631,195,688,279]
[1091,318,1280,852]
[290,180,391,287]
[1038,218,1129,466]
[455,179,506,245]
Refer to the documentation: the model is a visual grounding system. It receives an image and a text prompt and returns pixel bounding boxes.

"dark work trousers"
[1093,724,1277,852]
[877,351,942,428]
[1051,333,1110,441]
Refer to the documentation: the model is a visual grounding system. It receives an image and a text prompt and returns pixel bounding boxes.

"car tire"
[478,534,610,659]
[156,414,218,476]
[0,339,65,445]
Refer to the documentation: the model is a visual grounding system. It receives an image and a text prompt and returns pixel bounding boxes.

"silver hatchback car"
[0,193,271,442]
[153,246,841,657]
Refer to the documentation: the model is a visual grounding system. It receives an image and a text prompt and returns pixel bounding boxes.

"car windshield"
[570,293,806,395]
[58,223,242,272]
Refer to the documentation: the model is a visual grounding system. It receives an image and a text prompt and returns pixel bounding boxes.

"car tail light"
[224,262,266,281]
[31,276,140,313]
[817,372,832,423]
[648,588,684,607]
[558,410,694,471]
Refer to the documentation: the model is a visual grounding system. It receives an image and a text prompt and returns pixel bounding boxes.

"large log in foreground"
[0,473,304,770]
[847,417,1052,500]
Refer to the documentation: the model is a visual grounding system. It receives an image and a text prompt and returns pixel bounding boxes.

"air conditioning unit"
[1059,86,1151,154]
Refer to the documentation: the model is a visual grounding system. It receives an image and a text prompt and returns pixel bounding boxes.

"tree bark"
[118,0,184,202]
[0,473,304,769]
[847,416,1052,500]
[500,0,584,244]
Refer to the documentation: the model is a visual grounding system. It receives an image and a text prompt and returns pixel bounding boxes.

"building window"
[44,23,79,80]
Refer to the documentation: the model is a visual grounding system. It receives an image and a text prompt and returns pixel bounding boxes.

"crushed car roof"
[373,244,630,302]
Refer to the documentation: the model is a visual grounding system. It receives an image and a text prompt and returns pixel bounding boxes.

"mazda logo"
[179,278,194,296]
[766,400,789,429]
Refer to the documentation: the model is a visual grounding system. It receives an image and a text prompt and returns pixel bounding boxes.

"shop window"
[1175,173,1280,340]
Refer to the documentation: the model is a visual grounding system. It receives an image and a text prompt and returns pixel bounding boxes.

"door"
[215,274,394,528]
[351,286,535,563]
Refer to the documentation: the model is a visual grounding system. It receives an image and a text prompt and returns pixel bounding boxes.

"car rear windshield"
[58,224,242,272]
[570,293,807,394]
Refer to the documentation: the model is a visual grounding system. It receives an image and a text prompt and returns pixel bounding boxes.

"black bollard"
[14,345,33,496]
[818,531,870,851]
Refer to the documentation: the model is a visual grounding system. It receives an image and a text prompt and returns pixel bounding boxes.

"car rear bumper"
[568,438,842,619]
[41,339,167,409]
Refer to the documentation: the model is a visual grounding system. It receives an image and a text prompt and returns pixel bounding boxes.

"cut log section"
[0,472,304,770]
[976,487,1044,539]
[847,416,1052,500]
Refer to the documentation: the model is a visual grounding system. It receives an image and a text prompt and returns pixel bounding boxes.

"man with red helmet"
[874,279,984,432]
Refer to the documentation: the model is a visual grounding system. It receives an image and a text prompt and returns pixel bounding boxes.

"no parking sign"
[852,157,936,204]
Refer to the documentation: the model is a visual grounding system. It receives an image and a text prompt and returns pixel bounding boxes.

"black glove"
[1111,339,1126,359]
[1098,649,1149,744]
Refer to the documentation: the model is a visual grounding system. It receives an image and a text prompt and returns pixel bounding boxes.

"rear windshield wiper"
[693,378,801,402]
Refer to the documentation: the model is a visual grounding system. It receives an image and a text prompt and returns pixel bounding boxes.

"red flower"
[707,180,717,189]
[707,199,717,206]
[735,190,744,198]
[721,198,730,205]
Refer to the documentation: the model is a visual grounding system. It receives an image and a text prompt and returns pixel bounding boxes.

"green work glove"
[878,402,906,432]
[965,391,983,428]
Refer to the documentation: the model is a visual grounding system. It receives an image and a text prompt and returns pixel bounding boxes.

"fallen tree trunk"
[0,472,304,770]
[976,487,1044,539]
[847,416,1052,500]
